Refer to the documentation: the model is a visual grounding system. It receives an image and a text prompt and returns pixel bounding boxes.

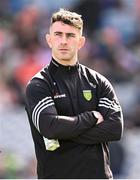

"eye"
[67,33,75,38]
[54,32,62,36]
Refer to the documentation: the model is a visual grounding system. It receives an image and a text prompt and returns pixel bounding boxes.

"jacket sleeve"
[25,79,98,139]
[72,75,124,144]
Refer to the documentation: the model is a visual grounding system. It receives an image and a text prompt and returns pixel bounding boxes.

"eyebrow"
[54,31,76,36]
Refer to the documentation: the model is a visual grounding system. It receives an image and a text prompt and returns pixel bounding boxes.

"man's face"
[46,21,85,64]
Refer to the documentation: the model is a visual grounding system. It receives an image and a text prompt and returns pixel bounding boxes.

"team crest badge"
[83,90,92,101]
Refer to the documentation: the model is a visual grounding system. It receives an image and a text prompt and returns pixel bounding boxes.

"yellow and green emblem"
[83,90,92,101]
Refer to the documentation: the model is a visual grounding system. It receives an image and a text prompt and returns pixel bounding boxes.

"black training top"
[25,58,123,179]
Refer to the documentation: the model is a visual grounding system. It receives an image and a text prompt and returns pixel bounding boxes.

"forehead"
[50,21,80,34]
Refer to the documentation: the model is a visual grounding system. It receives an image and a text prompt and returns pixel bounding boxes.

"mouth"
[59,49,69,54]
[59,49,69,51]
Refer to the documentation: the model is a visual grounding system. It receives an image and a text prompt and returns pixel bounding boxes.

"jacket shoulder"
[27,66,50,84]
[80,64,106,81]
[79,64,113,92]
[25,66,52,92]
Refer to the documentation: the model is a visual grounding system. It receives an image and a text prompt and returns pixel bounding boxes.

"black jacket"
[25,58,123,179]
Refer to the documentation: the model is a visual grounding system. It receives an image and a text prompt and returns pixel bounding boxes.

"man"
[25,8,123,179]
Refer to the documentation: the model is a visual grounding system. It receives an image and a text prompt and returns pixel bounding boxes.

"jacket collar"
[49,57,79,72]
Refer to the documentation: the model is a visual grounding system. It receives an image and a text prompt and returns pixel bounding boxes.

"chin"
[59,56,71,61]
[61,58,70,61]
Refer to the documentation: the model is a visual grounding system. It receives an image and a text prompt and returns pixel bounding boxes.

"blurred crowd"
[1,0,140,178]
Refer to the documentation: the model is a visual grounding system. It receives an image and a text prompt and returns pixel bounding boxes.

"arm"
[25,79,98,139]
[72,110,123,144]
[72,76,123,144]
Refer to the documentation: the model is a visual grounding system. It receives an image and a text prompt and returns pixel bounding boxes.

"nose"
[61,35,67,44]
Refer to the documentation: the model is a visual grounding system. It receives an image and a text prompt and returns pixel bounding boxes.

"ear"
[78,36,85,50]
[45,34,52,48]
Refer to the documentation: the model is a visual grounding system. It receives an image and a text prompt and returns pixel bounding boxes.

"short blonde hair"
[50,9,83,32]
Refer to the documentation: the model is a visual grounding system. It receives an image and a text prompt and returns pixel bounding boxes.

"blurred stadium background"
[0,0,140,178]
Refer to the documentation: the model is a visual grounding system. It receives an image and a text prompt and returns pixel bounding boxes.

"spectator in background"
[100,0,137,44]
[13,6,40,50]
[72,0,101,37]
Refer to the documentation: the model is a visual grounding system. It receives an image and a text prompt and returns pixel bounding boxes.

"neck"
[52,56,78,66]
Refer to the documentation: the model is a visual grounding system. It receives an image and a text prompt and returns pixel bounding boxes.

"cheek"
[51,38,59,48]
[72,41,80,50]
[74,38,82,47]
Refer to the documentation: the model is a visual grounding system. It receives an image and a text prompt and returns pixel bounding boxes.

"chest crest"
[83,90,93,101]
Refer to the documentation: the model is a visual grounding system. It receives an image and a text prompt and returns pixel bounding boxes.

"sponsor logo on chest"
[54,93,66,99]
